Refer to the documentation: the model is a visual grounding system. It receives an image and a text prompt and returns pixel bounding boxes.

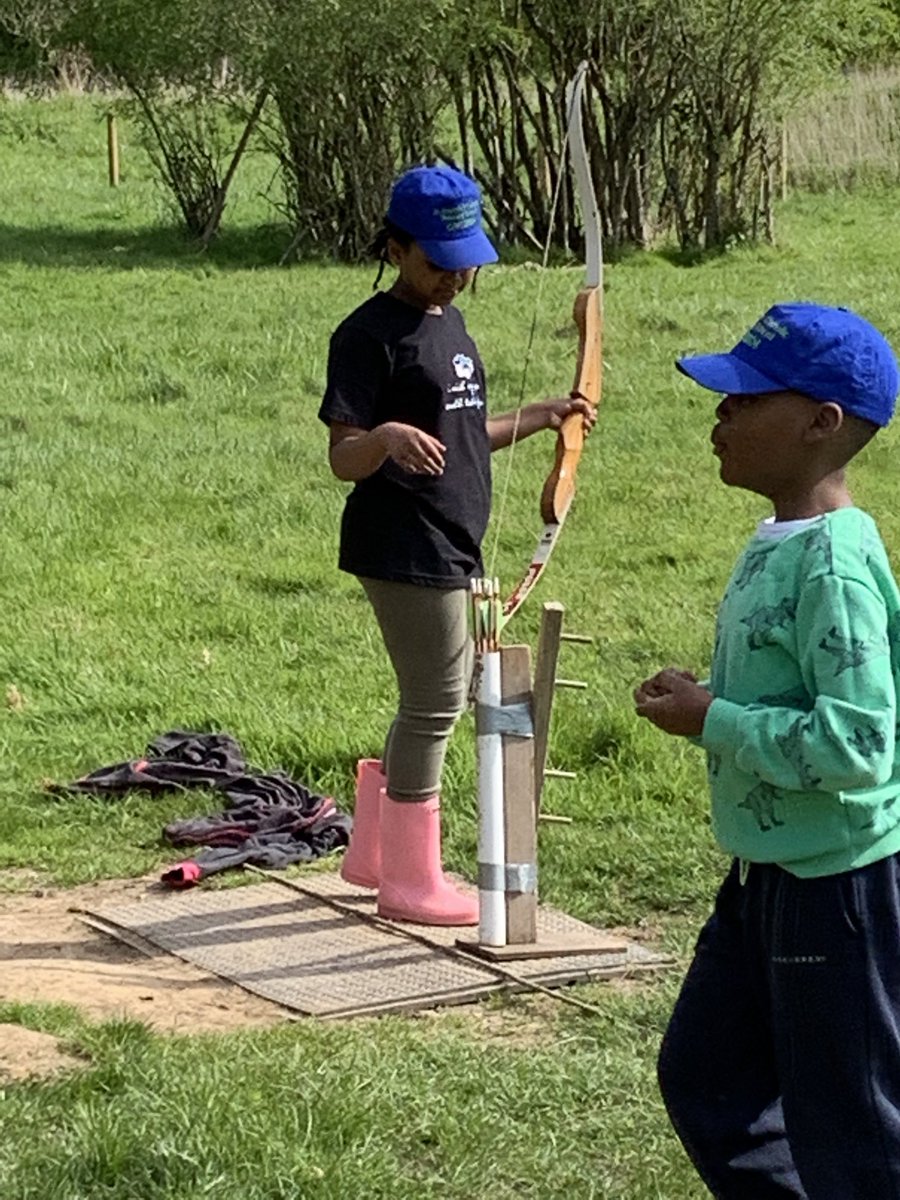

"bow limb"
[540,61,604,524]
[502,62,603,623]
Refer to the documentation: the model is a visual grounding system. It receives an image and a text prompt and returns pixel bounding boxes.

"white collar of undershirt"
[755,514,822,541]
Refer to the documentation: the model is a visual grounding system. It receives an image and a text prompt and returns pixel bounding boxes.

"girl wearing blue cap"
[635,303,900,1197]
[319,164,594,926]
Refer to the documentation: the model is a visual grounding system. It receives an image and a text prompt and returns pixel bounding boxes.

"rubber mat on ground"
[81,876,671,1019]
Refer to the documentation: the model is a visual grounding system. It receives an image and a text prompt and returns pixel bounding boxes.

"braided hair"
[369,219,412,290]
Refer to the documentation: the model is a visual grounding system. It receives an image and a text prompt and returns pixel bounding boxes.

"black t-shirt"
[318,292,491,586]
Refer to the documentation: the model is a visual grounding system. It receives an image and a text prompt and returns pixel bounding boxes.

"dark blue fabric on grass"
[52,730,350,882]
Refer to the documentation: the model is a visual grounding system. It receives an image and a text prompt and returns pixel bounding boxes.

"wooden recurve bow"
[502,61,603,623]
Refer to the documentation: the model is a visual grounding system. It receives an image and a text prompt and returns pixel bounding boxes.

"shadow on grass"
[656,242,730,268]
[243,573,368,603]
[0,222,351,271]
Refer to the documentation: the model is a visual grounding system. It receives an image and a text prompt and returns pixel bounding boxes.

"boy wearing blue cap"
[635,302,900,1197]
[319,165,594,926]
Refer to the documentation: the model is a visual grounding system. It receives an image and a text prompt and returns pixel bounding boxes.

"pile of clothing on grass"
[50,729,351,886]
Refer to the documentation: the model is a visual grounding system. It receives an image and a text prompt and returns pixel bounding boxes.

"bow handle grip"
[539,286,602,524]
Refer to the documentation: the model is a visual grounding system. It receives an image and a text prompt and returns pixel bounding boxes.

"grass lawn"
[1,94,900,1198]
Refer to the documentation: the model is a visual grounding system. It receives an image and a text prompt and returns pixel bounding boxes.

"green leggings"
[360,577,472,800]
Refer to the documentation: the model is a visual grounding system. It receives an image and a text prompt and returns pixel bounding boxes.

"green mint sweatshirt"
[700,507,900,876]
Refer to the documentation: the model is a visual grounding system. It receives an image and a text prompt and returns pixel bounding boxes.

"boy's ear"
[807,401,844,440]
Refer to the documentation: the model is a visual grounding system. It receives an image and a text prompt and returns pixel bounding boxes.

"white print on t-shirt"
[444,352,484,411]
[445,387,484,410]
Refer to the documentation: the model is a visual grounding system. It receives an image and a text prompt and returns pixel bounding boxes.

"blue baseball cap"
[386,165,498,271]
[677,302,899,427]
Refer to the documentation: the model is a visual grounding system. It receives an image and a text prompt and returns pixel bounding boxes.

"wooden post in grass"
[107,114,120,188]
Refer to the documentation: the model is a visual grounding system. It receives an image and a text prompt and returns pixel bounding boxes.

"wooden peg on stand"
[532,601,593,822]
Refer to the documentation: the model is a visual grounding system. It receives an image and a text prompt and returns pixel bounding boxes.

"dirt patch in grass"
[0,1022,86,1083]
[0,875,293,1058]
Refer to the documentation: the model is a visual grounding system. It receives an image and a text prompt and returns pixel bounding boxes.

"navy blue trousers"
[658,854,900,1198]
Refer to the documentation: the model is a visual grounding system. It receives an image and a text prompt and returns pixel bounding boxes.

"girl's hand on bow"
[539,396,597,433]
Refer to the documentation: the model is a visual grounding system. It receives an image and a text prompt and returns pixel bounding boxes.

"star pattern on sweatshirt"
[774,717,822,790]
[732,545,777,592]
[800,520,833,571]
[818,626,886,675]
[739,782,785,832]
[847,725,887,759]
[740,597,797,650]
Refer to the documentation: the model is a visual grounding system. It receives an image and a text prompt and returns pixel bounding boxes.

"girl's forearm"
[487,404,549,450]
[329,427,389,481]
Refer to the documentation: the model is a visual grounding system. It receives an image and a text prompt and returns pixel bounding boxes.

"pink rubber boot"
[377,792,479,926]
[340,758,386,889]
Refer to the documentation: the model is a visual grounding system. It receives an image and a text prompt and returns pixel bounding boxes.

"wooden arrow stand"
[458,601,628,963]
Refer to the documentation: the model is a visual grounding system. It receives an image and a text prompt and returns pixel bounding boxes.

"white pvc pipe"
[477,648,506,946]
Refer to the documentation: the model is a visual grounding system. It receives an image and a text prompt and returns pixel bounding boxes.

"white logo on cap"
[743,316,790,349]
[437,200,479,232]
